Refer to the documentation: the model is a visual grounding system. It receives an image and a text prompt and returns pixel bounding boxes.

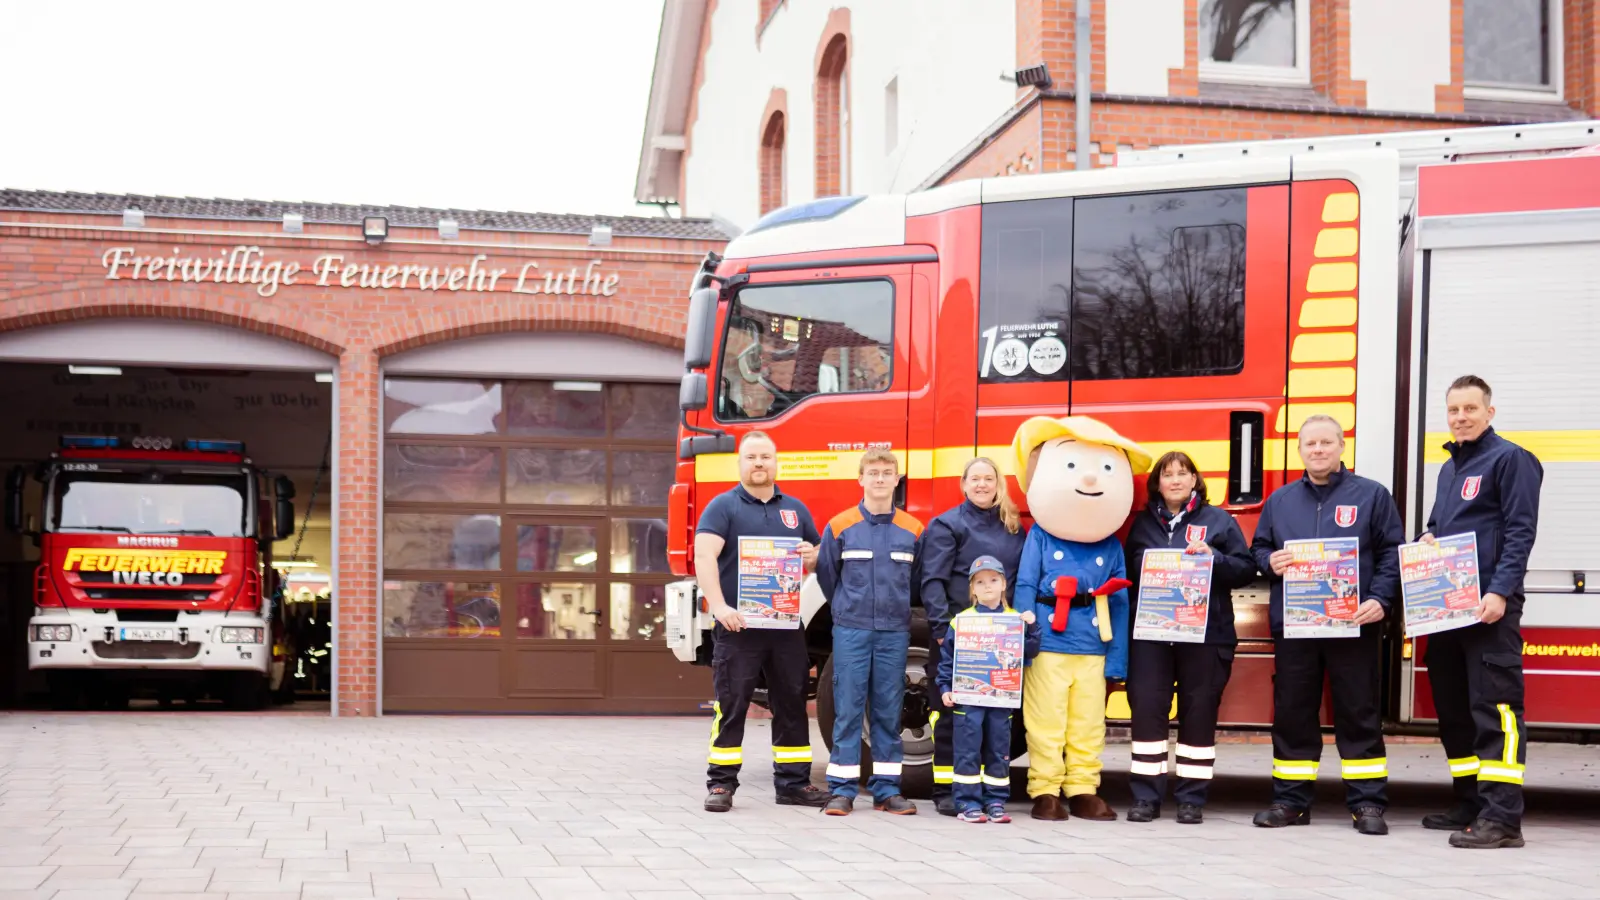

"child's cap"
[967,555,1006,579]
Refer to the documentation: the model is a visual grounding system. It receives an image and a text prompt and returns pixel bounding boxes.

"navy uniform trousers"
[951,704,1012,810]
[1426,605,1529,827]
[1269,628,1389,811]
[706,627,815,793]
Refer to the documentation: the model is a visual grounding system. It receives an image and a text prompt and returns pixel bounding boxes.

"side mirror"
[683,287,720,370]
[274,474,296,501]
[275,498,296,542]
[679,372,708,412]
[4,466,23,533]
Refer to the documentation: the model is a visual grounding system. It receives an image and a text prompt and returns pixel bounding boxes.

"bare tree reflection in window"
[1202,0,1296,66]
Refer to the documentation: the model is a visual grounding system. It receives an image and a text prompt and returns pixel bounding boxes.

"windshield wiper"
[157,529,216,536]
[62,525,132,533]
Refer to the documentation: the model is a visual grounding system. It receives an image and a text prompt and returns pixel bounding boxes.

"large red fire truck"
[664,120,1600,789]
[5,435,299,710]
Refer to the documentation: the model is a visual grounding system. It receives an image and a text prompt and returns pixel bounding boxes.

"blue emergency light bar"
[184,439,246,454]
[59,435,121,449]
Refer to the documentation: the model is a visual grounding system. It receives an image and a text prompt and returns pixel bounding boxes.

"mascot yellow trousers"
[1023,652,1107,798]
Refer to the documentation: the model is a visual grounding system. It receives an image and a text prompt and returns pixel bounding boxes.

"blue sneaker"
[985,804,1012,823]
[956,808,987,824]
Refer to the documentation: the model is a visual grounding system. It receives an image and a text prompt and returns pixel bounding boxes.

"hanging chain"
[290,433,332,563]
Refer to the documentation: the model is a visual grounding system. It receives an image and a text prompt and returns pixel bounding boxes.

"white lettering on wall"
[101,246,627,298]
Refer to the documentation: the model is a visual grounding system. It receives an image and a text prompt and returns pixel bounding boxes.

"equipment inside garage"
[0,359,332,711]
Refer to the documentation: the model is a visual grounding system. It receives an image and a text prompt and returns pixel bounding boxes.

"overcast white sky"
[0,0,669,218]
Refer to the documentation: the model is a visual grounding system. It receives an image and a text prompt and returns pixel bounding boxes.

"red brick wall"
[941,102,1045,183]
[760,88,789,215]
[813,9,852,198]
[1568,0,1600,115]
[1311,0,1366,107]
[0,212,724,716]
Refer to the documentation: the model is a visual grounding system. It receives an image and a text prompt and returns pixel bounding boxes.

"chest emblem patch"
[1334,505,1358,528]
[1186,525,1207,543]
[1461,476,1483,501]
[780,509,799,529]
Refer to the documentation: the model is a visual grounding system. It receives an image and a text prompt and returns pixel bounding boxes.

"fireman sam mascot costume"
[1010,416,1151,821]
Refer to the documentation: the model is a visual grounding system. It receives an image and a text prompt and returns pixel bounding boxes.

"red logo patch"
[1335,505,1358,528]
[780,509,799,529]
[1462,476,1483,501]
[1186,525,1208,543]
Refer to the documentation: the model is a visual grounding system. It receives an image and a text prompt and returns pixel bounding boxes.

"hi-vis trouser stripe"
[951,772,982,785]
[1272,759,1319,781]
[982,773,1010,787]
[875,762,904,777]
[1129,739,1169,776]
[1448,756,1482,777]
[1174,744,1216,780]
[773,746,813,764]
[1479,703,1526,785]
[1340,757,1388,780]
[826,763,861,779]
[930,710,954,784]
[706,702,743,766]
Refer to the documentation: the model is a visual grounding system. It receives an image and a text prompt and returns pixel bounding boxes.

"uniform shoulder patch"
[827,506,865,536]
[892,510,925,538]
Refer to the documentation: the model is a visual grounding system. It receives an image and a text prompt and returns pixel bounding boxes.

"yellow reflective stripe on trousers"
[707,701,723,749]
[707,747,743,765]
[1448,756,1481,777]
[932,765,954,785]
[1272,758,1319,781]
[773,745,813,763]
[951,773,983,785]
[1498,703,1520,767]
[1340,757,1388,780]
[1478,761,1526,785]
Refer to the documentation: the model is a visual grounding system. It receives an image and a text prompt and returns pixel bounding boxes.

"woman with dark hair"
[918,457,1028,815]
[1122,451,1258,825]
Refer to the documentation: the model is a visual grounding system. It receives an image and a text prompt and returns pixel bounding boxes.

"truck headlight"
[219,627,264,644]
[31,625,72,642]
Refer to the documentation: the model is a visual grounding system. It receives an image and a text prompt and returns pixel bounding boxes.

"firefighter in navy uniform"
[918,457,1028,815]
[1419,376,1543,849]
[696,431,830,812]
[1123,451,1259,825]
[1250,415,1405,835]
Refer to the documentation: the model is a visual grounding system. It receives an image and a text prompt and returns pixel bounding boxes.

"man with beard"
[697,431,831,812]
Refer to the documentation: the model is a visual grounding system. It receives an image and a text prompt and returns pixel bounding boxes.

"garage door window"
[382,377,676,643]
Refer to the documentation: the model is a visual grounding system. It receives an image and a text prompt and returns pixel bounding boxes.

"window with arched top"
[815,34,850,198]
[760,111,786,215]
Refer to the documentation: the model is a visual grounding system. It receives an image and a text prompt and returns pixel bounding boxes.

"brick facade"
[760,88,789,216]
[813,8,851,198]
[0,206,725,716]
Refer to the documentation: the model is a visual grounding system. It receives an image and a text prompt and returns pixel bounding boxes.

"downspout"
[1075,0,1092,170]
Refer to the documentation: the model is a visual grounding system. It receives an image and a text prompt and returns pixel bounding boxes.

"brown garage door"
[379,376,711,713]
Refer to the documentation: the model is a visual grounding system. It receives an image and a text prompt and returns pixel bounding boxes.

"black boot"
[1351,805,1389,836]
[1126,800,1160,823]
[704,788,733,813]
[1176,803,1204,825]
[1421,803,1478,831]
[934,793,958,817]
[1252,804,1310,828]
[776,785,831,808]
[1449,818,1525,849]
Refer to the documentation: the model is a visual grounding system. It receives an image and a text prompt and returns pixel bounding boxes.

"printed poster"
[1400,533,1482,638]
[1282,537,1361,639]
[1133,549,1215,644]
[736,536,804,630]
[949,613,1026,709]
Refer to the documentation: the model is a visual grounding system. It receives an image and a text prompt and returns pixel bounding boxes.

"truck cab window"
[715,279,894,421]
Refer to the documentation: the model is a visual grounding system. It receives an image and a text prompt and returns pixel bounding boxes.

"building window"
[1071,189,1248,382]
[760,112,786,216]
[1198,0,1309,85]
[715,279,894,421]
[1465,0,1561,98]
[815,34,850,197]
[380,377,676,643]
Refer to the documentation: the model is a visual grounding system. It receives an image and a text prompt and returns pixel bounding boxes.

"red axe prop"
[1051,575,1133,642]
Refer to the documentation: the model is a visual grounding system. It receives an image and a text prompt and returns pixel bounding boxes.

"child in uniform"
[938,556,1042,823]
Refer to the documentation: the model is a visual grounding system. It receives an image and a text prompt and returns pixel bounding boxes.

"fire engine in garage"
[5,434,300,710]
[664,120,1600,790]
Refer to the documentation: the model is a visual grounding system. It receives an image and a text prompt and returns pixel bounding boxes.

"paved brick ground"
[1,712,1597,900]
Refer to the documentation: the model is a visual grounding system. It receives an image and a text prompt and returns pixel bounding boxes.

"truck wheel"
[225,672,270,711]
[46,672,85,711]
[814,646,936,798]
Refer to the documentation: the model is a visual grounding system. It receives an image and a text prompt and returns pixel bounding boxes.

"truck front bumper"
[28,611,271,674]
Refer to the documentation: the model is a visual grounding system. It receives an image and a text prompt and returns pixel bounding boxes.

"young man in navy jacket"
[816,448,924,816]
[1250,415,1404,835]
[1418,375,1543,849]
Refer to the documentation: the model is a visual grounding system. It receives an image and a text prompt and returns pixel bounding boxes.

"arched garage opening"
[0,318,337,711]
[378,331,712,714]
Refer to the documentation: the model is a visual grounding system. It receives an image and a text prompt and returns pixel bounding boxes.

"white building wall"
[1104,0,1185,96]
[1350,0,1452,114]
[683,0,1016,231]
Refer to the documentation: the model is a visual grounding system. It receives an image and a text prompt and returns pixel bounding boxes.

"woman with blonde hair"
[918,456,1029,815]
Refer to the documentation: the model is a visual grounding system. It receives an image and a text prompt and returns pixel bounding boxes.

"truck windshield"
[47,468,251,538]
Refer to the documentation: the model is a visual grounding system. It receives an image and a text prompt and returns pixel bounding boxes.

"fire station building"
[0,190,729,716]
[637,0,1600,224]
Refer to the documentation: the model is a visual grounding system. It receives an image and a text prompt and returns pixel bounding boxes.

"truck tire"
[815,646,935,799]
[225,672,270,711]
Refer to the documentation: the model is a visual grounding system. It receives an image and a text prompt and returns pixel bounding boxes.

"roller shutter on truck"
[1407,154,1600,730]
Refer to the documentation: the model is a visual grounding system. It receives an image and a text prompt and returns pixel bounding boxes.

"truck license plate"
[119,627,175,642]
